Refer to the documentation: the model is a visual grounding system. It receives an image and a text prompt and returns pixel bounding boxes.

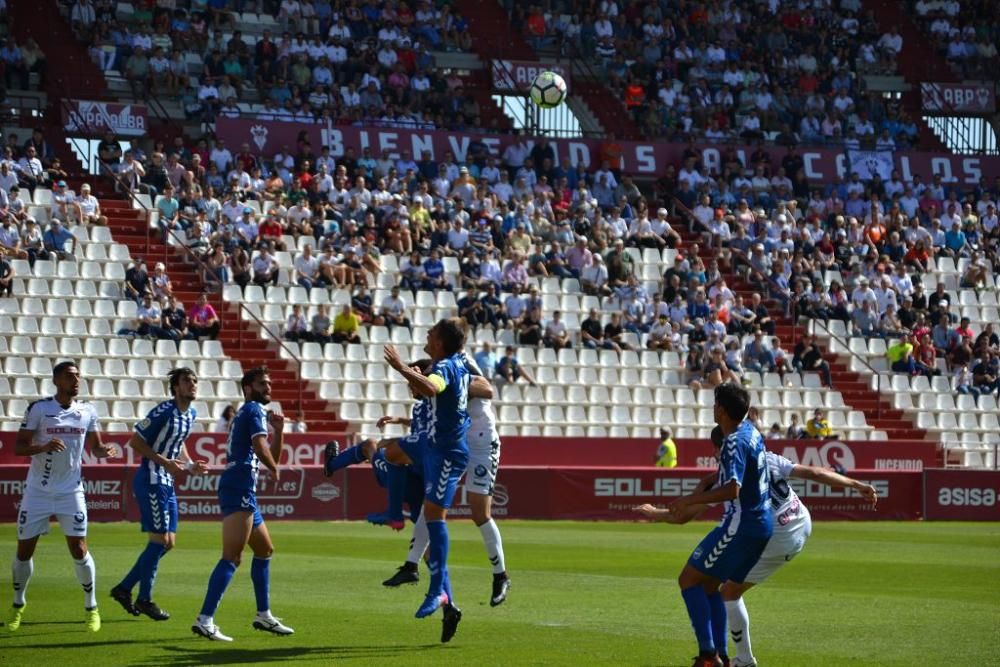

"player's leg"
[721,581,757,667]
[193,510,252,641]
[678,526,729,666]
[58,490,100,632]
[247,520,294,635]
[369,439,417,530]
[468,440,509,606]
[323,438,378,477]
[384,470,429,587]
[8,535,40,632]
[116,479,176,620]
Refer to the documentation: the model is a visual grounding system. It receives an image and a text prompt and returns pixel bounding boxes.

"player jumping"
[8,361,120,632]
[667,382,772,667]
[192,367,294,641]
[111,367,209,621]
[637,426,878,667]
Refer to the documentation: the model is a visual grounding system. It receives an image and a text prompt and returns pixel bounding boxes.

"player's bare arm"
[127,431,185,475]
[669,479,739,512]
[790,465,879,506]
[87,431,120,459]
[377,415,412,429]
[179,444,210,474]
[635,503,708,524]
[469,376,494,399]
[252,432,280,481]
[384,344,439,397]
[14,428,66,456]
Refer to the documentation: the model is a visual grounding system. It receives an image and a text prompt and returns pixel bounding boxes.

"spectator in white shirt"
[252,246,279,286]
[380,286,411,330]
[294,243,322,290]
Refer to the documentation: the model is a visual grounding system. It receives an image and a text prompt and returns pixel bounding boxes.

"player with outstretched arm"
[8,361,120,632]
[192,367,294,642]
[637,425,878,667]
[110,367,209,621]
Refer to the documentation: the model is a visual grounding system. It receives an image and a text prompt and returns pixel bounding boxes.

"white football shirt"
[765,451,807,532]
[21,398,99,494]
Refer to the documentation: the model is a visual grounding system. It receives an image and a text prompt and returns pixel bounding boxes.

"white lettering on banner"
[176,468,304,499]
[779,441,857,470]
[931,157,956,183]
[482,137,501,155]
[83,479,121,495]
[378,131,399,157]
[803,152,824,180]
[448,136,470,163]
[702,148,720,176]
[636,146,656,173]
[326,128,344,155]
[898,155,914,182]
[794,479,889,498]
[179,500,295,517]
[0,480,26,495]
[874,459,923,471]
[412,133,433,159]
[568,142,591,168]
[937,487,998,507]
[834,153,849,179]
[594,477,703,497]
[961,158,981,184]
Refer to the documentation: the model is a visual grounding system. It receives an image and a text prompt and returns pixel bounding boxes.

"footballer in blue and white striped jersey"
[135,399,198,486]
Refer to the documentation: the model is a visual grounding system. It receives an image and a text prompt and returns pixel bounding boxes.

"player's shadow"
[137,643,448,665]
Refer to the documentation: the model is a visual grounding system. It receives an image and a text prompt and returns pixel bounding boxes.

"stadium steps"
[97,196,351,435]
[676,224,928,442]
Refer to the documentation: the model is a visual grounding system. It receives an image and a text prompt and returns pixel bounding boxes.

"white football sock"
[73,553,97,609]
[478,518,506,574]
[11,557,33,606]
[406,513,430,565]
[725,598,755,665]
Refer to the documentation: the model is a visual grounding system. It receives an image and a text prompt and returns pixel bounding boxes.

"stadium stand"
[0,0,997,469]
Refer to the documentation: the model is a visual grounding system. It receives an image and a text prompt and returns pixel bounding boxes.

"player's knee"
[255,545,274,559]
[228,554,243,567]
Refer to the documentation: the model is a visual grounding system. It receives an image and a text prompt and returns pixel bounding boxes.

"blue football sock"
[327,444,366,474]
[137,542,167,601]
[681,585,716,654]
[250,557,271,613]
[707,591,728,657]
[118,554,143,592]
[199,559,237,618]
[385,461,407,520]
[426,519,449,599]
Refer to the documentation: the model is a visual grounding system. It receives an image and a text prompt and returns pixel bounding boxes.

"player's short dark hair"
[435,318,467,356]
[241,366,269,390]
[411,358,434,374]
[167,367,197,396]
[53,360,78,380]
[714,382,750,422]
[710,426,724,449]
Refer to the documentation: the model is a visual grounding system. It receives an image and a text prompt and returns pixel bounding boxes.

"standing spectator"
[284,304,308,342]
[331,304,362,344]
[188,293,221,339]
[496,346,537,386]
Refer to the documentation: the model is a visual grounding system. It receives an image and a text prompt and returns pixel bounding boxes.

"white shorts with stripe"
[17,486,88,540]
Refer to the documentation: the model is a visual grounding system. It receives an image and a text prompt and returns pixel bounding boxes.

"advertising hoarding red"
[921,82,996,114]
[216,118,1000,185]
[923,469,1000,521]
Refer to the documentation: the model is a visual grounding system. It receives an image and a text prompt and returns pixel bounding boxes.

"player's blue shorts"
[371,451,425,521]
[422,446,469,509]
[688,524,771,583]
[134,471,178,534]
[218,483,263,527]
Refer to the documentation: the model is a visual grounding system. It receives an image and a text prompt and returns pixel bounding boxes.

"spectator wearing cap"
[75,183,106,226]
[51,180,76,222]
[189,293,221,340]
[151,262,173,300]
[42,218,76,261]
[252,245,279,287]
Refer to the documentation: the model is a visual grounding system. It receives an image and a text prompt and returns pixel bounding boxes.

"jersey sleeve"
[428,359,454,394]
[248,403,269,440]
[135,402,170,441]
[718,433,747,486]
[19,400,44,431]
[87,405,100,433]
[768,452,796,481]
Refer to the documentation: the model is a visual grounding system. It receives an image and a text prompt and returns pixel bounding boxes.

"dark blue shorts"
[688,525,771,584]
[134,471,178,534]
[422,446,469,509]
[219,483,263,527]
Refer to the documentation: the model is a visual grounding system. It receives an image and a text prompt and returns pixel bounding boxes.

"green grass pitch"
[0,520,997,665]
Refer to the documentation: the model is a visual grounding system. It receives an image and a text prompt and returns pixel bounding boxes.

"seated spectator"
[421,248,450,290]
[690,347,738,390]
[458,286,488,328]
[331,304,362,344]
[580,252,611,297]
[0,254,14,297]
[285,304,308,342]
[380,286,411,330]
[972,351,1000,397]
[135,294,169,339]
[75,183,107,226]
[0,216,27,259]
[161,295,190,341]
[188,293,221,340]
[294,243,322,290]
[804,408,835,440]
[42,219,76,260]
[793,334,832,387]
[786,413,806,439]
[887,334,934,377]
[647,314,673,351]
[766,423,784,440]
[543,310,572,350]
[603,311,633,351]
[20,218,48,266]
[501,254,530,291]
[151,262,173,300]
[124,259,152,303]
[518,305,544,346]
[310,304,332,344]
[252,245,280,286]
[743,331,776,373]
[496,346,537,386]
[473,342,498,381]
[214,405,236,433]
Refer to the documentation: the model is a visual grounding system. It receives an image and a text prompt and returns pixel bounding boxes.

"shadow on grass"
[0,638,140,649]
[132,643,451,665]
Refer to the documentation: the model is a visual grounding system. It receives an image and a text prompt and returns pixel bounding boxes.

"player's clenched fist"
[45,438,66,453]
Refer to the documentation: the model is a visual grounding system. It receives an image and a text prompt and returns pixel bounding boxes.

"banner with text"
[491,60,571,93]
[923,469,1000,521]
[63,100,149,137]
[0,434,938,471]
[0,465,923,522]
[216,118,1000,185]
[847,149,894,181]
[921,82,996,114]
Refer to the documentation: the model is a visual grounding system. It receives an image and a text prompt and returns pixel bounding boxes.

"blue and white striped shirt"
[135,399,197,485]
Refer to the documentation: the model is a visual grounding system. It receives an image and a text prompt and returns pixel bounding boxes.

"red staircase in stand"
[676,224,927,442]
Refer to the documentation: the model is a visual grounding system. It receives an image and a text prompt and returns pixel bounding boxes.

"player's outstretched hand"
[45,438,66,453]
[383,344,405,371]
[635,503,664,521]
[376,415,397,429]
[857,482,879,506]
[190,460,210,475]
[95,442,121,458]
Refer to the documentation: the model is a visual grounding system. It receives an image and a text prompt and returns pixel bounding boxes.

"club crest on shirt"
[138,418,151,430]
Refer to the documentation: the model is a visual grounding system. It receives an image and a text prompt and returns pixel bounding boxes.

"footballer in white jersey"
[9,361,120,633]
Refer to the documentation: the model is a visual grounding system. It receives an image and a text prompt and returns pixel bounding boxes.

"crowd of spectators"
[512,0,927,148]
[67,0,501,133]
[910,0,999,80]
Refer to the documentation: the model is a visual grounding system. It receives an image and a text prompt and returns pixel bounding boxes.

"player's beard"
[251,388,271,405]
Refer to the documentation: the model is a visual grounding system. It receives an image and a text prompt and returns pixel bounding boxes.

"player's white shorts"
[466,437,501,496]
[745,507,812,584]
[17,487,89,540]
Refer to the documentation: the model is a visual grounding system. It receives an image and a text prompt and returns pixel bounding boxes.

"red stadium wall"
[0,434,941,470]
[3,464,994,522]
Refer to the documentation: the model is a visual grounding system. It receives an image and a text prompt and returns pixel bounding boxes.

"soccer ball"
[529,71,567,109]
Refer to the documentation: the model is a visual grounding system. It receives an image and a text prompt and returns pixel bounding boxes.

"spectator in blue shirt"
[943,221,968,257]
[422,249,450,290]
[42,219,76,260]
